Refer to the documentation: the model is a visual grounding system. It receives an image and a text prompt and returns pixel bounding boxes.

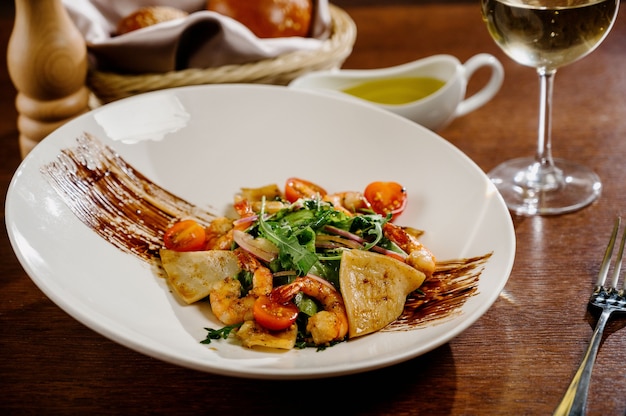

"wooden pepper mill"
[8,0,90,158]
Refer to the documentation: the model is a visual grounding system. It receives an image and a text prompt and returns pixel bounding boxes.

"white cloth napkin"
[63,0,331,74]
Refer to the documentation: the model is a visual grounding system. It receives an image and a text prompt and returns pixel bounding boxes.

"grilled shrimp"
[272,276,348,345]
[383,222,436,277]
[204,216,234,250]
[209,248,273,325]
[323,191,371,215]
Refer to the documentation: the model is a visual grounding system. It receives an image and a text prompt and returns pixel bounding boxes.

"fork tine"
[610,221,626,291]
[596,216,621,287]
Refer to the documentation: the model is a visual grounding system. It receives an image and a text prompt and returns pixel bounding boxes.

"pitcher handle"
[455,53,504,117]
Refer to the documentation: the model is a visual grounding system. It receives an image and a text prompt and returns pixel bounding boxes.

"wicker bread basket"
[87,4,356,104]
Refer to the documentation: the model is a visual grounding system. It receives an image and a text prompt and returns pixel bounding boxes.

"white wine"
[482,0,618,70]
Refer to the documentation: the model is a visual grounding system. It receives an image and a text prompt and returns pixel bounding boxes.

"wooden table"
[2,1,626,414]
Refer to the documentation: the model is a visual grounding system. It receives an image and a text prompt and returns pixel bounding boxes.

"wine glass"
[481,0,619,215]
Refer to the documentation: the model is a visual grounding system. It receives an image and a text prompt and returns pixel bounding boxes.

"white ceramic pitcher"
[289,53,504,131]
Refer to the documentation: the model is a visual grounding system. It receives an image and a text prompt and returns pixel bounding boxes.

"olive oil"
[342,77,446,105]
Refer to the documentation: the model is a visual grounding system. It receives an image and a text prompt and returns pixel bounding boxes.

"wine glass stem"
[537,68,556,168]
[525,68,562,190]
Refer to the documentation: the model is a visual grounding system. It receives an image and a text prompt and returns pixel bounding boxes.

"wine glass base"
[488,157,602,216]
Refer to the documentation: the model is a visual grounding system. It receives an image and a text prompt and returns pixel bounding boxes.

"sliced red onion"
[232,215,258,227]
[323,225,367,243]
[371,245,407,261]
[232,229,279,262]
[323,225,407,261]
[315,234,363,250]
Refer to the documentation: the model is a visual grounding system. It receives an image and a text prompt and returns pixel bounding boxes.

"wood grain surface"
[2,1,626,414]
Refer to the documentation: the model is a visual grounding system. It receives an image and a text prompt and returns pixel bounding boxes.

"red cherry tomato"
[163,219,207,252]
[253,295,299,331]
[207,0,312,38]
[284,177,327,203]
[364,181,408,220]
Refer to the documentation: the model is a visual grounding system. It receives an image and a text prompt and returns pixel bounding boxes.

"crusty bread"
[117,6,188,35]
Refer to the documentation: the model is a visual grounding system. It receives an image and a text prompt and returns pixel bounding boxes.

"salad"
[159,178,435,350]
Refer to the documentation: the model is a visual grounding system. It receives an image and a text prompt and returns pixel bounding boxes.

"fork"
[553,217,626,416]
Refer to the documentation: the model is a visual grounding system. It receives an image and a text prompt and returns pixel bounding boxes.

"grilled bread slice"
[160,249,240,304]
[340,249,426,338]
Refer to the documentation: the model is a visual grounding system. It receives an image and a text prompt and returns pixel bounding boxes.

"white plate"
[6,84,515,379]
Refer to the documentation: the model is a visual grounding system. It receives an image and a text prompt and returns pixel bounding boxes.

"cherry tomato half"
[253,295,299,331]
[163,219,207,252]
[284,177,327,203]
[364,181,408,220]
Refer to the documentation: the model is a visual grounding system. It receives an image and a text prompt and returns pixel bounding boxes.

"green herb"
[200,324,241,344]
[294,292,319,316]
[308,259,341,287]
[350,214,386,249]
[258,213,319,275]
[255,199,337,276]
[237,269,254,294]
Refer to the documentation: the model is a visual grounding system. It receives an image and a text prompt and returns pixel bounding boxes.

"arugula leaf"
[349,214,387,249]
[255,200,325,275]
[258,214,319,275]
